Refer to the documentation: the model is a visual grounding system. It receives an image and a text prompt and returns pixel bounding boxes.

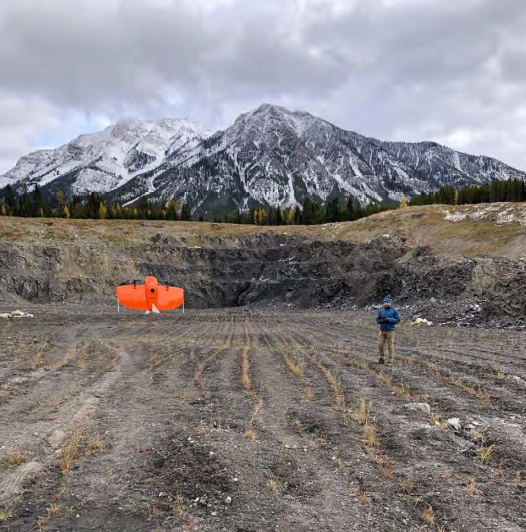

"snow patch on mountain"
[2,103,525,216]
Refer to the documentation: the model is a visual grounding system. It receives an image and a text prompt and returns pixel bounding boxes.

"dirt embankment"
[0,206,526,328]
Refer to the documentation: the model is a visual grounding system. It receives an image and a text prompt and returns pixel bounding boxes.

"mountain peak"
[1,105,524,215]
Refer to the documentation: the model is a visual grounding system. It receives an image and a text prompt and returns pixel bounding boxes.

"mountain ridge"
[2,104,524,216]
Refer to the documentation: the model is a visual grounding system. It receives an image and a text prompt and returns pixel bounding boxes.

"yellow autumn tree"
[0,202,6,216]
[257,207,266,225]
[99,202,107,219]
[64,205,71,219]
[288,207,295,224]
[400,195,408,209]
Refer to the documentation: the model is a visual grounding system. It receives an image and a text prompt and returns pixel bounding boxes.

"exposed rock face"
[1,231,525,328]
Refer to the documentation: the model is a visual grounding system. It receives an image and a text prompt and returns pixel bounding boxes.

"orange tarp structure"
[117,276,184,312]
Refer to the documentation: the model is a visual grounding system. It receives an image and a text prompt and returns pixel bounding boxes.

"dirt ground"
[0,307,525,532]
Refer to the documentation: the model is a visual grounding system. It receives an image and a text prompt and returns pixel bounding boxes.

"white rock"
[400,402,431,415]
[447,418,462,432]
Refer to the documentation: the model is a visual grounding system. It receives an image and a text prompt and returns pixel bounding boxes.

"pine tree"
[56,190,66,217]
[346,197,355,220]
[258,207,266,225]
[166,199,178,221]
[268,207,277,225]
[276,207,283,226]
[181,203,192,221]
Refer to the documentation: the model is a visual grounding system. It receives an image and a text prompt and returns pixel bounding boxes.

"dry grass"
[87,435,104,453]
[478,444,494,464]
[194,326,234,383]
[373,453,395,479]
[466,478,481,496]
[515,471,522,485]
[399,479,413,494]
[241,345,252,391]
[357,492,369,506]
[32,341,47,369]
[280,336,346,409]
[4,450,27,467]
[240,324,252,391]
[355,396,370,424]
[266,479,279,493]
[47,504,61,517]
[443,374,491,402]
[420,504,436,525]
[36,515,48,532]
[282,351,304,376]
[172,492,186,519]
[364,423,379,449]
[59,429,83,474]
[0,511,11,524]
[244,399,262,440]
[302,386,314,402]
[244,423,256,440]
[147,502,164,518]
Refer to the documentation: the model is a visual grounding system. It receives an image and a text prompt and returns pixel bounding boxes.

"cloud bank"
[1,0,525,172]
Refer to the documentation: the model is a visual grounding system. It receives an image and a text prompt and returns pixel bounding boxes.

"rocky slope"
[2,105,524,216]
[0,118,212,198]
[1,204,525,328]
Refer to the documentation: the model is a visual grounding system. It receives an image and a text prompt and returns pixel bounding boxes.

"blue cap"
[383,295,393,303]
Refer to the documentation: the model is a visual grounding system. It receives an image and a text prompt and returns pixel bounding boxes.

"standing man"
[376,296,401,365]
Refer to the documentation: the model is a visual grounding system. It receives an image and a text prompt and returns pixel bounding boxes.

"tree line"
[0,185,193,221]
[409,178,526,206]
[2,179,525,225]
[0,184,394,225]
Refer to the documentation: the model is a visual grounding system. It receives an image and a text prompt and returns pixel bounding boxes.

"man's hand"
[379,317,386,323]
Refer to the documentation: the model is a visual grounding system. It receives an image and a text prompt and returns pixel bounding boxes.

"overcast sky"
[1,0,525,173]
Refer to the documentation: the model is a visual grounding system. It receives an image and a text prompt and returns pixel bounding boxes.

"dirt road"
[0,308,525,531]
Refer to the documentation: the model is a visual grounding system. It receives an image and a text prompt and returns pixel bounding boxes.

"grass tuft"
[420,504,436,525]
[172,492,186,519]
[4,450,27,467]
[266,479,279,493]
[478,444,494,464]
[364,423,379,448]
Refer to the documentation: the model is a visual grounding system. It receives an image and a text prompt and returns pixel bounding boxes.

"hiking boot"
[378,357,385,365]
[385,360,392,367]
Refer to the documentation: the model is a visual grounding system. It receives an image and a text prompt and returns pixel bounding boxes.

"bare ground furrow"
[285,328,526,532]
[297,326,526,478]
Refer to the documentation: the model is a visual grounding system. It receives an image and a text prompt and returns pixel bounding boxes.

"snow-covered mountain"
[2,104,524,215]
[0,118,212,196]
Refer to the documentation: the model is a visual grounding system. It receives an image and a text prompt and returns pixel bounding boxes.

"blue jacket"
[376,306,401,332]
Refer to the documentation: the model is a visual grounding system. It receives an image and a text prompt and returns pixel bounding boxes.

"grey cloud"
[0,0,526,173]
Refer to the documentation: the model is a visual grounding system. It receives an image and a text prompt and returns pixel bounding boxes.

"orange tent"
[117,276,184,313]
